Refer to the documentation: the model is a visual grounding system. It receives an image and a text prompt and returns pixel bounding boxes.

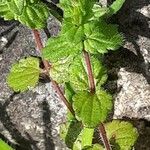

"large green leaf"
[73,90,112,128]
[84,144,104,150]
[105,120,138,149]
[42,36,82,62]
[0,139,13,150]
[7,57,40,92]
[0,0,49,29]
[84,21,123,54]
[69,55,107,92]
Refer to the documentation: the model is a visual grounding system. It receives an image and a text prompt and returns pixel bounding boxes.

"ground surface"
[0,0,150,150]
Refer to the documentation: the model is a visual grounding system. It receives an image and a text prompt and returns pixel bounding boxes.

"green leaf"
[42,36,82,62]
[105,120,138,149]
[59,0,96,25]
[0,139,13,150]
[73,127,94,150]
[7,57,40,92]
[84,21,123,54]
[60,120,82,149]
[18,2,49,29]
[0,0,49,29]
[0,2,15,20]
[69,55,107,92]
[50,57,73,83]
[73,90,112,128]
[109,0,125,16]
[7,0,24,15]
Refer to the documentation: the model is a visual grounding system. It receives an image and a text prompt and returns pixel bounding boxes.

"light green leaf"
[50,57,73,83]
[7,57,40,92]
[109,0,125,15]
[0,139,13,150]
[59,0,96,25]
[73,127,94,150]
[0,2,15,20]
[73,90,112,128]
[91,4,109,20]
[84,21,123,54]
[18,2,49,29]
[7,0,24,15]
[105,120,138,149]
[69,55,107,92]
[42,36,82,62]
[60,120,82,149]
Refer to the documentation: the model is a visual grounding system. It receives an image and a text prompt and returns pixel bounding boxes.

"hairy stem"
[83,49,111,150]
[32,29,75,116]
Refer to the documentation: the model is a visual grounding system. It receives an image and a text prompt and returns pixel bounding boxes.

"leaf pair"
[0,0,49,29]
[60,120,138,150]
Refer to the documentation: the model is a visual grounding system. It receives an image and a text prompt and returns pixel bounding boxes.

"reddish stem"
[32,29,75,116]
[83,50,95,93]
[99,123,112,150]
[83,49,111,150]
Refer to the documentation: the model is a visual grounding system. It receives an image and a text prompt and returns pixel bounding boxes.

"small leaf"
[73,90,112,128]
[0,139,13,150]
[7,57,40,92]
[84,21,123,54]
[7,0,24,15]
[50,57,73,83]
[65,82,75,103]
[42,36,82,62]
[73,127,94,150]
[105,120,138,149]
[69,55,107,92]
[60,120,82,149]
[109,0,125,15]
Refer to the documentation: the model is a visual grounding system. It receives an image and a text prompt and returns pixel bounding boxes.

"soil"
[0,0,150,150]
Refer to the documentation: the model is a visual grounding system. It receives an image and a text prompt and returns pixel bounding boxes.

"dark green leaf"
[73,90,112,128]
[60,120,82,149]
[7,57,40,92]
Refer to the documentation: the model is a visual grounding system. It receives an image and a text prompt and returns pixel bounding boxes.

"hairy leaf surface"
[7,57,40,92]
[42,36,82,62]
[73,90,112,128]
[84,21,123,54]
[105,120,138,149]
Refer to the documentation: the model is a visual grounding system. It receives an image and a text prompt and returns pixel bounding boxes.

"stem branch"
[32,29,75,116]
